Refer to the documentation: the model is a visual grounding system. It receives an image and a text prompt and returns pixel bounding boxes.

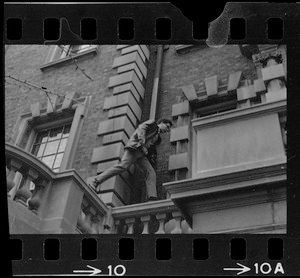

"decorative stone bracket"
[178,51,286,108]
[30,91,80,118]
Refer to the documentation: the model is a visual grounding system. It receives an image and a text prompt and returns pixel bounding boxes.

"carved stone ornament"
[252,49,283,68]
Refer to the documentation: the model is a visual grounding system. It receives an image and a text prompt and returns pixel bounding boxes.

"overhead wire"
[57,45,94,81]
[5,76,55,110]
[5,74,102,111]
[4,79,37,106]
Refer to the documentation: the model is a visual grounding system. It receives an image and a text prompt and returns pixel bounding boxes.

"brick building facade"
[5,44,287,234]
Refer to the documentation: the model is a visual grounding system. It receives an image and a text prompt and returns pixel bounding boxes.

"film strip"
[3,2,300,276]
[8,235,294,276]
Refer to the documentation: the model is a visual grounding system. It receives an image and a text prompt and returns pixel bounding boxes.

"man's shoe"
[148,196,161,202]
[88,180,100,194]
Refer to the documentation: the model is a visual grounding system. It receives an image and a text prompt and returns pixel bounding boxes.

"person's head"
[157,118,173,133]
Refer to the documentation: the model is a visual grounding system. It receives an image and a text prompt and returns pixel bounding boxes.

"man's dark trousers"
[94,149,157,198]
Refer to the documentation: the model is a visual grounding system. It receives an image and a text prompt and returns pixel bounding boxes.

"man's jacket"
[124,119,160,154]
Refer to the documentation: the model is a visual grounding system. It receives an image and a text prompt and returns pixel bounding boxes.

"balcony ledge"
[163,163,286,201]
[111,199,177,219]
[6,143,109,216]
[164,163,286,226]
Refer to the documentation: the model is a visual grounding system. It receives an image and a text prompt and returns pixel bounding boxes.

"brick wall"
[5,44,257,200]
[5,45,119,181]
[152,45,257,196]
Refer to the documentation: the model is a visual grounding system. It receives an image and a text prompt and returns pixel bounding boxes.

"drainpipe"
[149,45,164,120]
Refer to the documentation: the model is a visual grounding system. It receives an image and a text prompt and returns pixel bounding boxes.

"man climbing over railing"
[88,118,173,202]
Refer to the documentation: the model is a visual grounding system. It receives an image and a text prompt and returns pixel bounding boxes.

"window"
[11,95,91,172]
[31,123,71,172]
[41,45,98,71]
[8,95,91,196]
[71,45,94,54]
[192,99,286,180]
[56,45,95,60]
[195,100,238,118]
[195,99,237,118]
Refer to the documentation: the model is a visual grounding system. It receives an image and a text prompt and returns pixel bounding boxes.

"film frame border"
[8,234,295,276]
[3,2,300,276]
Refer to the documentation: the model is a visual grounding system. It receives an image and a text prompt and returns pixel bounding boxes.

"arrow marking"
[73,265,102,276]
[224,263,251,275]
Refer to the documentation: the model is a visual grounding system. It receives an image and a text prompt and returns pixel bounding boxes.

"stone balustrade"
[76,195,108,234]
[6,143,191,235]
[6,143,110,234]
[6,143,53,214]
[111,199,192,234]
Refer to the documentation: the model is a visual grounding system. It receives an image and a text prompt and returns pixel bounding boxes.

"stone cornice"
[208,223,286,234]
[192,99,286,130]
[17,96,87,121]
[111,199,177,219]
[163,163,286,200]
[185,185,286,214]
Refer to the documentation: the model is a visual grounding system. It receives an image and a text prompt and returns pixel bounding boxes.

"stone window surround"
[194,99,238,118]
[191,99,287,179]
[40,45,99,71]
[12,97,90,172]
[30,122,72,172]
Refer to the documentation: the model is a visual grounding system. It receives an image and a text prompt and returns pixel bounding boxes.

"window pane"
[43,140,59,156]
[31,123,72,172]
[58,138,68,152]
[71,45,91,54]
[34,130,49,144]
[32,143,46,157]
[49,126,63,141]
[77,45,92,53]
[42,155,55,168]
[59,45,70,58]
[53,153,64,169]
[70,45,80,54]
[62,124,71,138]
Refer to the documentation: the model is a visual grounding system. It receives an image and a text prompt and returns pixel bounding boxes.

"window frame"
[40,45,98,71]
[30,119,73,172]
[11,96,91,172]
[191,99,287,179]
[194,100,238,118]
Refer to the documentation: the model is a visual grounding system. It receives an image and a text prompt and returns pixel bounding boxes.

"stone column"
[90,45,150,206]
